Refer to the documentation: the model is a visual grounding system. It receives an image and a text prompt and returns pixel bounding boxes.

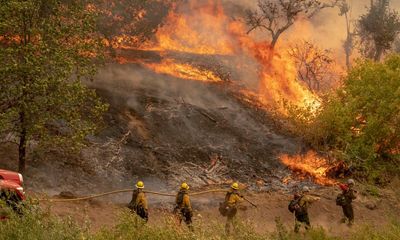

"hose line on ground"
[37,189,227,203]
[36,189,258,207]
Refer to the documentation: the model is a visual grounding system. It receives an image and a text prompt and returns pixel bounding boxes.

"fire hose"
[36,189,258,207]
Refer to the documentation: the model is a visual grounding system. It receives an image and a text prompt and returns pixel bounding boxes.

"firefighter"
[219,182,243,235]
[128,180,148,222]
[292,186,320,233]
[174,182,193,231]
[339,179,357,226]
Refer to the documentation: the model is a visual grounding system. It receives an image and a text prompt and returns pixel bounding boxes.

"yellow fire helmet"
[136,181,144,189]
[231,182,239,190]
[181,182,189,190]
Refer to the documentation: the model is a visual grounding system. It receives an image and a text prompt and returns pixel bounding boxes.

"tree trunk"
[271,35,279,52]
[345,46,351,70]
[344,12,352,70]
[374,46,383,61]
[18,111,27,174]
[261,35,278,64]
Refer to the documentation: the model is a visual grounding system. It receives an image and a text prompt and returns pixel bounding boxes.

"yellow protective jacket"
[298,194,319,211]
[225,189,242,208]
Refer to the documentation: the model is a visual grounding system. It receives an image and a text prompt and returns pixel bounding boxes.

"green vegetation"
[0,0,108,173]
[0,202,88,240]
[287,55,400,182]
[357,0,400,61]
[1,204,400,240]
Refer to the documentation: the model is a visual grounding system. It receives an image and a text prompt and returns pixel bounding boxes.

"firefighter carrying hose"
[336,179,357,226]
[173,182,193,231]
[128,181,148,222]
[219,182,243,235]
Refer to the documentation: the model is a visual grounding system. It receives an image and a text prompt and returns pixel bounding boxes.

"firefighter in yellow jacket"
[128,181,148,222]
[219,182,243,235]
[293,186,320,233]
[174,182,193,231]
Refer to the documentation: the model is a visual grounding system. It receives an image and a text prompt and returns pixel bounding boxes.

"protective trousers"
[342,204,354,225]
[136,206,149,222]
[177,208,193,231]
[294,213,310,233]
[225,207,237,235]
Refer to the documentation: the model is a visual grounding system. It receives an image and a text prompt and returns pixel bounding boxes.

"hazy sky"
[281,0,400,64]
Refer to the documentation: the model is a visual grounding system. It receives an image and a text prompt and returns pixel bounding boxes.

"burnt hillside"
[0,62,304,195]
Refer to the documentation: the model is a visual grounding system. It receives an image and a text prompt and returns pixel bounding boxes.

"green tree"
[0,0,108,173]
[357,0,400,61]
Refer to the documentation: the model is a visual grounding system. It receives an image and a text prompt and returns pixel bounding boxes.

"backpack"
[176,191,185,207]
[336,193,346,206]
[219,191,233,216]
[128,190,139,210]
[219,202,228,216]
[288,198,300,213]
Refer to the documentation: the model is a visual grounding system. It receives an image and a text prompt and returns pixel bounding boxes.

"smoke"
[89,0,400,117]
[221,0,400,66]
[93,64,241,111]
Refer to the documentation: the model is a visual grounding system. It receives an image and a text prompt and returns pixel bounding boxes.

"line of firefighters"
[127,179,357,234]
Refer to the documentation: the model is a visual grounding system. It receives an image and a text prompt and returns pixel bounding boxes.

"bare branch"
[245,0,340,49]
[288,40,336,92]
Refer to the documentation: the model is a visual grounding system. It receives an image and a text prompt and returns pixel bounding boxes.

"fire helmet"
[136,181,144,189]
[347,179,355,186]
[302,186,310,193]
[231,182,239,190]
[181,182,189,190]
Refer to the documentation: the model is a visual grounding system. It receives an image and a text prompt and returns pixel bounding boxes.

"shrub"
[2,201,400,240]
[286,55,400,182]
[0,201,88,240]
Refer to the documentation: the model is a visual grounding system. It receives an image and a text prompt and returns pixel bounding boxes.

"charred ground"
[12,59,305,195]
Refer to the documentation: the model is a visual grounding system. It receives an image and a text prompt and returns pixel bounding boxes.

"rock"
[58,191,77,199]
[365,202,378,210]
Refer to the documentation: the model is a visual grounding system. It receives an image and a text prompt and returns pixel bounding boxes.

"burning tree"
[357,0,400,61]
[245,0,339,52]
[0,0,108,173]
[93,0,171,55]
[288,41,335,93]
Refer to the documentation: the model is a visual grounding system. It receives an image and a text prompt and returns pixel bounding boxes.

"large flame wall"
[128,0,321,110]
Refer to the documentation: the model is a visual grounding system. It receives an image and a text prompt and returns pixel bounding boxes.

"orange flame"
[228,21,321,110]
[279,151,338,186]
[144,1,234,55]
[143,59,222,82]
[116,0,321,110]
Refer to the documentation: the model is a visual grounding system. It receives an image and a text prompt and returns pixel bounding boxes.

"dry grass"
[1,202,400,240]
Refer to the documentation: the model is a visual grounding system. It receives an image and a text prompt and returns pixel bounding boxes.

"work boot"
[294,222,301,233]
[347,219,354,227]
